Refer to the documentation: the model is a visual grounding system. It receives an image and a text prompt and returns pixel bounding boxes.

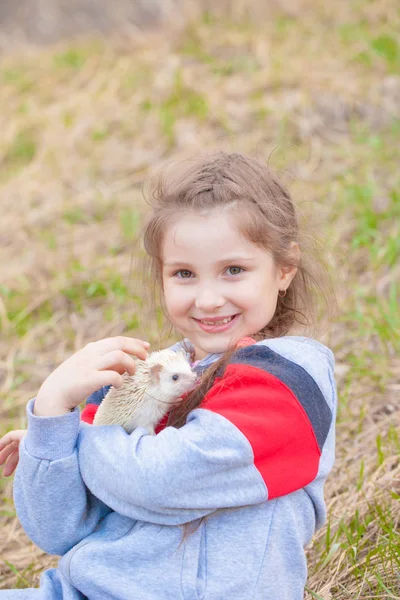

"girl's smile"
[193,312,241,333]
[162,209,298,360]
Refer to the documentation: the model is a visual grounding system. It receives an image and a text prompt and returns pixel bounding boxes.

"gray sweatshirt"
[1,336,337,599]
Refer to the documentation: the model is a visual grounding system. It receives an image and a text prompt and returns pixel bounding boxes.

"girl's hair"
[141,150,335,540]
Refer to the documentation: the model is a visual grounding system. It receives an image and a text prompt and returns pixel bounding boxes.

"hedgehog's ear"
[150,364,163,383]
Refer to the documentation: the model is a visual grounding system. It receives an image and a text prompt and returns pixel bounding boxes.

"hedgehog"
[92,349,198,434]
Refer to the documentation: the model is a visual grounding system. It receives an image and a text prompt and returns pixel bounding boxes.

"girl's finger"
[0,430,25,451]
[0,436,11,453]
[3,450,19,477]
[86,337,150,360]
[0,441,19,465]
[95,350,138,376]
[91,370,124,390]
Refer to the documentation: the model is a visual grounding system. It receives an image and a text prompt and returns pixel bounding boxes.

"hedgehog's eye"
[172,374,179,381]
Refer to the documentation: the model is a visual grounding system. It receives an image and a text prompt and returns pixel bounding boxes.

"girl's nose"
[194,287,224,311]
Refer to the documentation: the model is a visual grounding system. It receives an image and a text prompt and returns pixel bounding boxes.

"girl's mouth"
[193,313,240,333]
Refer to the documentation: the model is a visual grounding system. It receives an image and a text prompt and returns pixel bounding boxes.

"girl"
[0,152,337,600]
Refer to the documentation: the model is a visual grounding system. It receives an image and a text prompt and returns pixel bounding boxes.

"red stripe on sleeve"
[81,404,98,424]
[155,413,169,434]
[201,363,321,499]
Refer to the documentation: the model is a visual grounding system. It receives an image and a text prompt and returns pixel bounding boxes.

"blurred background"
[0,1,399,598]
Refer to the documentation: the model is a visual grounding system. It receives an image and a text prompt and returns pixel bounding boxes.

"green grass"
[0,2,399,596]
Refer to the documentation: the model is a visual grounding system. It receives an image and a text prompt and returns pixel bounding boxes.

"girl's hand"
[0,429,26,477]
[34,337,150,416]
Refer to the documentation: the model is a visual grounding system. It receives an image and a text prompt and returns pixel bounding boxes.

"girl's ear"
[279,242,300,287]
[150,364,163,384]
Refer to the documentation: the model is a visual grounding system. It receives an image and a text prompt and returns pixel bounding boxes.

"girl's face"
[161,210,298,360]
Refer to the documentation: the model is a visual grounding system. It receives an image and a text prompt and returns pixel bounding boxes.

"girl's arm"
[11,336,149,556]
[13,400,112,556]
[77,347,336,526]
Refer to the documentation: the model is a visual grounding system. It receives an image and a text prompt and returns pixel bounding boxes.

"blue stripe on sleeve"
[85,385,111,406]
[229,345,332,451]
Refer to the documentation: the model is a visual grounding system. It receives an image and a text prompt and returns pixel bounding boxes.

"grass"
[0,0,399,596]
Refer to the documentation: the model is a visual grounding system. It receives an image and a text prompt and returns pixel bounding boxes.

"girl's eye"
[227,266,244,276]
[175,270,193,279]
[172,374,179,381]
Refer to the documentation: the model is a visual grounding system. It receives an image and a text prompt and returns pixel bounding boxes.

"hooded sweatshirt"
[2,336,337,600]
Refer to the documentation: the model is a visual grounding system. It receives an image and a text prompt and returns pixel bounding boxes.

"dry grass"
[0,1,399,597]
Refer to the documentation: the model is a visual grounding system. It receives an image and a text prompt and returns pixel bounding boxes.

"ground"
[0,1,399,598]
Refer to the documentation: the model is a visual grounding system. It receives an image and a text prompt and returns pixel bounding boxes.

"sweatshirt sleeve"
[13,398,112,556]
[77,345,334,526]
